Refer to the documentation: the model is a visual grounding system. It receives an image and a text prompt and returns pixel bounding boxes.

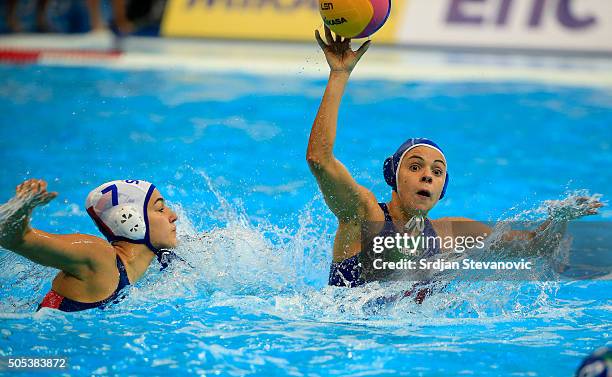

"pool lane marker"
[0,48,121,64]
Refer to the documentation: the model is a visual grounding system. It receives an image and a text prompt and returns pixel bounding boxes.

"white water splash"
[0,175,605,326]
[119,177,606,325]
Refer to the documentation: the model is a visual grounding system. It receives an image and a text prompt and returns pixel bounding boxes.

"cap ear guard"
[107,205,146,240]
[383,156,397,191]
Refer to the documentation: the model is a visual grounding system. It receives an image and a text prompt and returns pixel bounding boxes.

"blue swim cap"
[383,138,449,199]
[576,347,611,377]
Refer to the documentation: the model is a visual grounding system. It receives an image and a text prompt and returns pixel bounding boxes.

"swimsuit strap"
[422,218,440,256]
[378,202,393,223]
[423,218,437,238]
[115,255,131,290]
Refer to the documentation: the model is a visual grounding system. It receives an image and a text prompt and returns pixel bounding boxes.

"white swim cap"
[86,180,156,247]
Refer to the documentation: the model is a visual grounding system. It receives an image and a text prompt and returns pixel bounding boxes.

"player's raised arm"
[307,26,375,221]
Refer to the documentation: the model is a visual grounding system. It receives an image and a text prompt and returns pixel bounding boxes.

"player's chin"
[156,237,178,250]
[167,236,178,249]
[414,203,432,212]
[405,200,434,213]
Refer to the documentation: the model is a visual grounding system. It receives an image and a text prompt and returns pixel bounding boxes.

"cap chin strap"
[150,246,193,270]
[139,184,171,269]
[144,240,172,270]
[156,251,172,270]
[113,184,186,270]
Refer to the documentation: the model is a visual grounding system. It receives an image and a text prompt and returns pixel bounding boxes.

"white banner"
[398,0,612,52]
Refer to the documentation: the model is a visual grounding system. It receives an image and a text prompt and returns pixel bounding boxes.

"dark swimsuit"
[37,255,131,312]
[328,203,440,303]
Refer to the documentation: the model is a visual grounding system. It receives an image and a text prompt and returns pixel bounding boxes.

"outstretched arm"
[438,196,604,255]
[0,179,110,278]
[307,27,376,221]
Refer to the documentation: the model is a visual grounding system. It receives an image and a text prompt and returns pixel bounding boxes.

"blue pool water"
[0,64,611,376]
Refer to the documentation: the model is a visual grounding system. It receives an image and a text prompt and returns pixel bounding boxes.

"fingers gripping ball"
[319,0,391,39]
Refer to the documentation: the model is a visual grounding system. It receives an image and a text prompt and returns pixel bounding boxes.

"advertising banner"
[161,0,612,53]
[161,0,403,43]
[398,0,612,53]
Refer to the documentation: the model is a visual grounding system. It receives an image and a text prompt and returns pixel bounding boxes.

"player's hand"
[546,196,605,221]
[15,179,58,209]
[315,26,371,74]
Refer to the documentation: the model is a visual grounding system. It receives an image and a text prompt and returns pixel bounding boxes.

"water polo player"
[308,27,603,298]
[0,179,178,312]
